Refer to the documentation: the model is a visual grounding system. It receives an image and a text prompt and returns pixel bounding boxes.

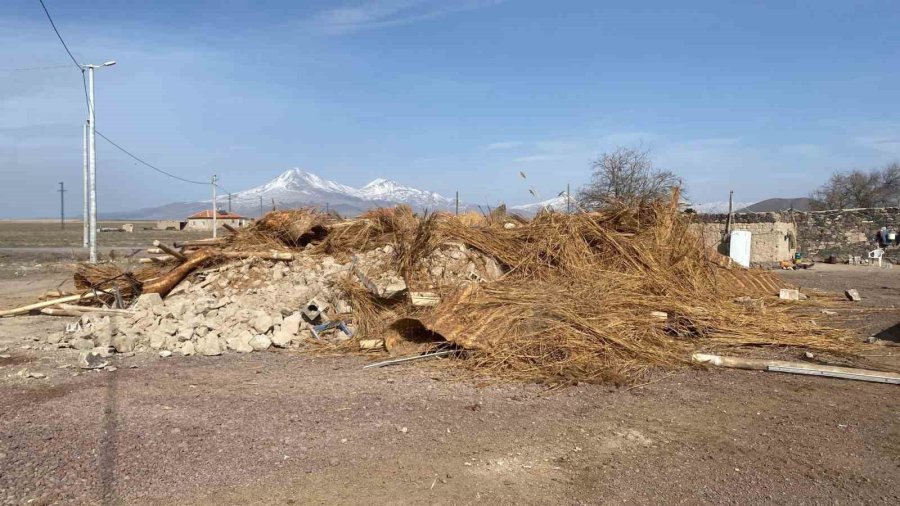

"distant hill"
[737,198,811,212]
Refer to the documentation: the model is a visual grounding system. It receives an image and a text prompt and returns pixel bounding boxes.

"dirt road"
[0,263,898,505]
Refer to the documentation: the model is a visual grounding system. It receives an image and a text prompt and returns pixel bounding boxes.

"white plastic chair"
[869,248,885,267]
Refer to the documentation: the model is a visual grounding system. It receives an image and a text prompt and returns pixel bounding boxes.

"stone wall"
[694,207,900,263]
[690,221,797,266]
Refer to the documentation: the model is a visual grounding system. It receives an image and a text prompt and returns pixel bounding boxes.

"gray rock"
[271,328,293,348]
[226,338,253,353]
[78,351,108,369]
[71,337,95,351]
[249,334,272,351]
[196,335,223,356]
[250,311,275,334]
[176,327,194,342]
[149,331,167,350]
[111,334,136,353]
[282,312,303,335]
[180,341,196,356]
[167,300,187,318]
[133,293,163,310]
[159,350,173,358]
[157,320,178,336]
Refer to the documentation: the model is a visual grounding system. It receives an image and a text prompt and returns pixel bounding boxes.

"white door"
[729,230,752,267]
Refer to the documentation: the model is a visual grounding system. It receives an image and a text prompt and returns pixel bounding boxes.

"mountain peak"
[364,178,391,188]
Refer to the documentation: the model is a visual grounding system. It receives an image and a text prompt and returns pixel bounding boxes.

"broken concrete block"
[779,289,800,301]
[302,298,328,321]
[71,337,94,351]
[133,293,163,310]
[226,331,254,353]
[250,311,274,334]
[271,328,293,348]
[111,334,136,354]
[196,335,223,356]
[180,341,196,356]
[282,312,302,335]
[845,289,861,301]
[78,351,108,370]
[249,334,272,351]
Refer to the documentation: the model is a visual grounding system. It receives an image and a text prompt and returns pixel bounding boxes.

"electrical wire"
[0,64,71,72]
[37,0,221,191]
[96,131,208,185]
[38,0,81,70]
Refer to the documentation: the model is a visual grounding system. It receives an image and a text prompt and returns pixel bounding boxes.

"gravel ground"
[0,263,898,505]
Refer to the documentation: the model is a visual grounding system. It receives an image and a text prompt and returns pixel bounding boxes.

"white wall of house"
[185,218,249,231]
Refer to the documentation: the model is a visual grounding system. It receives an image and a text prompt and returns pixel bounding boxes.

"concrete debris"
[42,236,520,361]
[78,351,108,369]
[779,289,800,301]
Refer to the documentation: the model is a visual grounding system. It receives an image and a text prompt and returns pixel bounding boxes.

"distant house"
[185,210,250,231]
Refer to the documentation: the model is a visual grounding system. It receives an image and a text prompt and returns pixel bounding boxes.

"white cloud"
[514,154,565,163]
[854,135,900,156]
[310,0,506,34]
[485,141,524,150]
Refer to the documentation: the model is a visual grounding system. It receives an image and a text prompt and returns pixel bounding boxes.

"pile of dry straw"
[225,196,856,383]
[77,195,857,383]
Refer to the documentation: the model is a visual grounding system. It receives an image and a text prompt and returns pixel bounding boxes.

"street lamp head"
[102,60,116,67]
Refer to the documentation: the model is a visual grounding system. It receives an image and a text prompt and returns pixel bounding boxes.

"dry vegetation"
[71,197,858,384]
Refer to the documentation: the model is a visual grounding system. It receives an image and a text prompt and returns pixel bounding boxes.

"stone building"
[692,207,900,266]
[185,210,251,231]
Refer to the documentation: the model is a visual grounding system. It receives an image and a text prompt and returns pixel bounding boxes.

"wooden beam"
[692,353,900,385]
[152,240,187,261]
[0,292,99,318]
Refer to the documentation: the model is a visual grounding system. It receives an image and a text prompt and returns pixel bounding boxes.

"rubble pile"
[10,201,861,383]
[44,239,506,360]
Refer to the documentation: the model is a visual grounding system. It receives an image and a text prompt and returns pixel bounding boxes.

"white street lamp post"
[82,60,115,263]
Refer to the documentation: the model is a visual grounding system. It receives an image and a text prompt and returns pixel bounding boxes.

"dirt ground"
[0,260,898,505]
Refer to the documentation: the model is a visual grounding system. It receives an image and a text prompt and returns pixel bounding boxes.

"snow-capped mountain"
[355,178,454,209]
[108,168,458,219]
[688,201,752,214]
[511,195,571,214]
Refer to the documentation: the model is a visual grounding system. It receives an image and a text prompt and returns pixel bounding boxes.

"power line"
[36,0,93,115]
[0,64,71,72]
[37,0,211,189]
[38,0,81,70]
[95,131,208,185]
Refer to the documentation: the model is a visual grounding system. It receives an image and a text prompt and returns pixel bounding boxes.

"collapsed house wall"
[695,207,900,263]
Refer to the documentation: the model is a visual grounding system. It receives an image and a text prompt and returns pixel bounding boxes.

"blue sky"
[2,0,899,216]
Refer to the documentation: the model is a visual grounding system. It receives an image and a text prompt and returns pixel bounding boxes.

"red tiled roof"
[187,210,246,220]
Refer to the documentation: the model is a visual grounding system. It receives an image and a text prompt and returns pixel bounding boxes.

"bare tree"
[810,162,900,210]
[578,146,681,209]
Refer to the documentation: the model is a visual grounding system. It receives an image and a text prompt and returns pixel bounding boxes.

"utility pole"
[82,60,116,263]
[259,196,263,217]
[58,182,66,230]
[211,174,218,239]
[271,198,276,211]
[566,183,571,214]
[228,193,232,213]
[82,122,88,246]
[725,190,734,237]
[455,191,459,216]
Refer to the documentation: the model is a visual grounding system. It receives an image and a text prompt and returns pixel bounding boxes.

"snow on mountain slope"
[689,201,752,214]
[229,168,454,210]
[235,168,359,201]
[511,195,571,214]
[355,178,453,208]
